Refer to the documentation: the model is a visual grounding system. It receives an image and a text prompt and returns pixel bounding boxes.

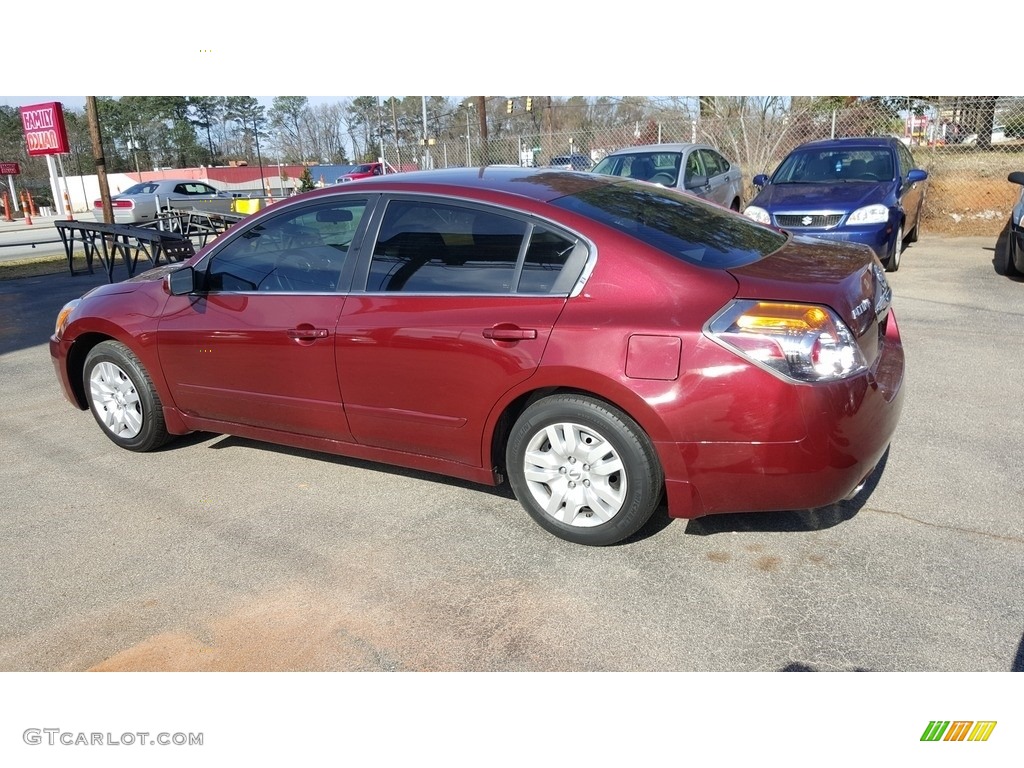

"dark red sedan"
[50,167,905,546]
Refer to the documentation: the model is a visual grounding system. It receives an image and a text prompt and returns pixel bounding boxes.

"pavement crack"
[863,506,1024,546]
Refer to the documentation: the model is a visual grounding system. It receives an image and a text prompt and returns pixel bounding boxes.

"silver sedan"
[91,179,234,224]
[592,143,745,210]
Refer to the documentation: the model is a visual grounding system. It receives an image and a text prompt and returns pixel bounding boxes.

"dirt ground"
[924,176,1019,236]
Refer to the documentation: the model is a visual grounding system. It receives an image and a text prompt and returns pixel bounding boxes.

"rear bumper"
[660,308,905,519]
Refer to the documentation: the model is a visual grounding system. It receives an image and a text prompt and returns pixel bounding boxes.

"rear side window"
[699,149,725,177]
[366,199,585,294]
[552,181,785,268]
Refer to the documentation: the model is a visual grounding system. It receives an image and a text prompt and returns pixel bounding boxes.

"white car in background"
[92,179,233,224]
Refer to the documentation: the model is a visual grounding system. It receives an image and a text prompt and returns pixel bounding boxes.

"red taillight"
[112,200,134,209]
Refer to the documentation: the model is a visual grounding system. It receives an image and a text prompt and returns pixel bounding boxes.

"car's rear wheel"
[884,225,904,272]
[505,395,664,546]
[84,340,171,452]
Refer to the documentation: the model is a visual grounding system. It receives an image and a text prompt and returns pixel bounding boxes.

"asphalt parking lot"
[0,233,1022,672]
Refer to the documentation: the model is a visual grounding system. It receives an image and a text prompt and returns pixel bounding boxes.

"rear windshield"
[550,180,786,268]
[121,183,160,195]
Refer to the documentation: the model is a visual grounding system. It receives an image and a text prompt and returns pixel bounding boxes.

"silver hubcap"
[894,227,903,265]
[522,422,626,527]
[90,361,143,439]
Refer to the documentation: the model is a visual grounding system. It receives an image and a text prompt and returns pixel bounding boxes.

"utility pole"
[544,96,553,165]
[476,96,489,165]
[86,96,113,224]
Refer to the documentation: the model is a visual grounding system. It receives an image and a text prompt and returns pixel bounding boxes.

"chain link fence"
[381,97,1024,236]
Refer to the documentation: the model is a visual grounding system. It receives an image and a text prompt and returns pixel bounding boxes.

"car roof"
[293,166,618,203]
[793,136,899,151]
[604,143,711,155]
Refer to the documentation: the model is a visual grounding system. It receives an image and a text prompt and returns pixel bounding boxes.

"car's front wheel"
[83,340,172,452]
[884,225,904,272]
[505,395,664,546]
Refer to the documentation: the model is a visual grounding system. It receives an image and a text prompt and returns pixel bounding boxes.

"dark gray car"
[592,143,744,210]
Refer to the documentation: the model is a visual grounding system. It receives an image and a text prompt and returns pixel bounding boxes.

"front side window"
[684,151,703,182]
[203,199,367,292]
[174,183,216,196]
[366,200,585,294]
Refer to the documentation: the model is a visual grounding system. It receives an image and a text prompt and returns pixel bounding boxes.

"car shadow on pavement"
[206,434,518,500]
[193,434,886,545]
[0,269,109,356]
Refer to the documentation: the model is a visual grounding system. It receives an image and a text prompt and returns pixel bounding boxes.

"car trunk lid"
[726,237,890,361]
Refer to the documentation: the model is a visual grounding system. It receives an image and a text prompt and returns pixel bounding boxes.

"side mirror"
[167,267,195,296]
[1008,171,1024,186]
[685,174,708,190]
[752,173,769,188]
[908,169,928,183]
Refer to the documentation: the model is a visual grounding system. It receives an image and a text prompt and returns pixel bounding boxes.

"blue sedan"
[744,137,928,272]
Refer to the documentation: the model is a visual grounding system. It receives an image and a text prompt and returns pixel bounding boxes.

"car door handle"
[483,327,537,341]
[288,327,329,340]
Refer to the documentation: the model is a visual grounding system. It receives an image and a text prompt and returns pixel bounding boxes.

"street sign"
[0,162,20,175]
[19,102,70,156]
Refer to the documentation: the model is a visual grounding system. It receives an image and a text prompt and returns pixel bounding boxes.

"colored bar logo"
[921,721,997,742]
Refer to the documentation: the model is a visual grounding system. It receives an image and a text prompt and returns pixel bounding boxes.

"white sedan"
[92,179,234,224]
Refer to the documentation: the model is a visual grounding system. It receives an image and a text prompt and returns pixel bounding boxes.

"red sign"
[0,162,20,175]
[19,102,70,156]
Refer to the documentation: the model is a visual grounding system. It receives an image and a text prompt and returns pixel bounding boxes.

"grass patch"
[0,252,91,281]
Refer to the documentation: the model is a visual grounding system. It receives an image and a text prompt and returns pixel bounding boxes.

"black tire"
[995,219,1021,277]
[883,224,904,273]
[83,340,172,452]
[505,395,664,546]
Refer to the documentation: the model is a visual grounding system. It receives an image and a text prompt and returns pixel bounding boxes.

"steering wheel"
[261,250,315,292]
[649,173,675,186]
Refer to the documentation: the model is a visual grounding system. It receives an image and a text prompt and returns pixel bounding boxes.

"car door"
[157,196,372,440]
[896,143,924,228]
[698,149,732,207]
[681,149,709,200]
[336,197,588,467]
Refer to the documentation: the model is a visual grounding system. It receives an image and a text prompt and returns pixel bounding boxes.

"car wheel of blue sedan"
[884,225,903,273]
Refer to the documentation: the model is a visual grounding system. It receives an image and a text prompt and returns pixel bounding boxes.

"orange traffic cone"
[20,192,33,225]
